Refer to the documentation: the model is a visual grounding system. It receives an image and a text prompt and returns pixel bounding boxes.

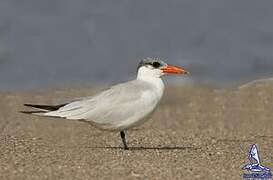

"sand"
[1,82,273,180]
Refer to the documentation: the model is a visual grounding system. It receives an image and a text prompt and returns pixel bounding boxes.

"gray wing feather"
[44,80,150,120]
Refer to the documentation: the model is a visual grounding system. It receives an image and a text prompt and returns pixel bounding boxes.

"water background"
[1,0,273,90]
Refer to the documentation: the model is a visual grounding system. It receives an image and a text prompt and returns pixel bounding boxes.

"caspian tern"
[22,58,189,149]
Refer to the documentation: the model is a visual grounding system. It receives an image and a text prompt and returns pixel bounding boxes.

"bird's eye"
[152,62,161,68]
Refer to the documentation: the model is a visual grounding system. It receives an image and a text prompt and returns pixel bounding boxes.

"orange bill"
[161,65,189,74]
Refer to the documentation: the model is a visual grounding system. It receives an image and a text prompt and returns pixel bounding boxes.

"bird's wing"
[249,144,260,164]
[44,80,153,120]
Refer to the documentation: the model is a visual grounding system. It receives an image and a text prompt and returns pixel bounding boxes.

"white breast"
[115,78,165,130]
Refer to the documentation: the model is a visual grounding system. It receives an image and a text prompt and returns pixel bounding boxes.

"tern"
[22,58,189,149]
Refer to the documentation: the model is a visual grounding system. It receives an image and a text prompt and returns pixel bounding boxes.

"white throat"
[137,66,163,79]
[136,66,165,96]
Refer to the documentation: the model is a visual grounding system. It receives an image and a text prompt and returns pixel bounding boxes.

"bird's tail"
[21,103,67,115]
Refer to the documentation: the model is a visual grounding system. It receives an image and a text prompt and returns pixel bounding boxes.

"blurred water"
[0,0,273,90]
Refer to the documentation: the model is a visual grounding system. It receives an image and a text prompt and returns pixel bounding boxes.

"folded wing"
[24,80,153,122]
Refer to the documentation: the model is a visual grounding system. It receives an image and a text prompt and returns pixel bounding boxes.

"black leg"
[120,131,129,150]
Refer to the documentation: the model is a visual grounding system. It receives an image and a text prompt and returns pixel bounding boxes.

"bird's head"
[137,57,189,78]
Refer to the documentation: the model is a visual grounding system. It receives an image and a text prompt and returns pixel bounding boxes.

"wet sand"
[1,82,273,179]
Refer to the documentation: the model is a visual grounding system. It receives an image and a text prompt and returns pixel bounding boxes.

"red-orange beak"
[161,65,189,75]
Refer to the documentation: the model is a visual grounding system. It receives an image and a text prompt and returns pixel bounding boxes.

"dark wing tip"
[23,103,67,111]
[20,110,46,114]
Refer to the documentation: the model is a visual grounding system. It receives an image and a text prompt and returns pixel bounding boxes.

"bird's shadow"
[88,146,199,151]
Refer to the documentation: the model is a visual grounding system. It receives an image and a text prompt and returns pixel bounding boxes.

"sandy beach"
[1,82,273,179]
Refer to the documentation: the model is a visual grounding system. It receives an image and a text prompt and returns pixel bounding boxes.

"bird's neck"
[137,74,165,95]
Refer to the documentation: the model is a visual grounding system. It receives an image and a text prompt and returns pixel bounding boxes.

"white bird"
[22,58,189,149]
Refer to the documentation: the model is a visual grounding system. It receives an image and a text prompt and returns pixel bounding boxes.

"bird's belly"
[97,107,157,131]
[92,104,157,131]
[119,106,157,130]
[90,93,161,131]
